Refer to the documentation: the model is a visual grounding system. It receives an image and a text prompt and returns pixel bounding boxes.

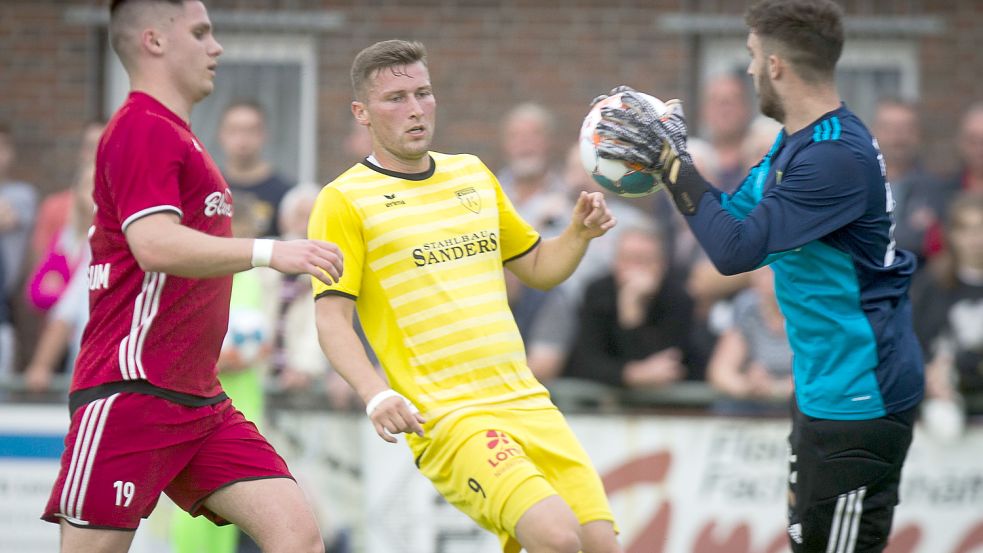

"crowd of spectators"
[2,77,982,441]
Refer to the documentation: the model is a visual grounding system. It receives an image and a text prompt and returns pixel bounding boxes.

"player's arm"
[681,144,867,274]
[124,212,342,283]
[505,191,616,290]
[314,295,425,443]
[596,91,866,275]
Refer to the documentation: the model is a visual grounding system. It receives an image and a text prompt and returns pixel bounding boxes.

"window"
[105,34,318,185]
[700,37,919,123]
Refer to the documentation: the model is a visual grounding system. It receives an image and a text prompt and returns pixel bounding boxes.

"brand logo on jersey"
[412,231,498,267]
[88,263,111,290]
[204,190,234,217]
[775,170,783,185]
[485,430,521,469]
[383,192,406,208]
[456,187,481,214]
[191,137,204,152]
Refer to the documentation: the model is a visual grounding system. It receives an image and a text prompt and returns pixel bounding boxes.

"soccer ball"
[579,91,666,197]
[222,308,271,366]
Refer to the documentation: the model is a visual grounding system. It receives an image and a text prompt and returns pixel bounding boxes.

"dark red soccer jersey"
[73,92,233,398]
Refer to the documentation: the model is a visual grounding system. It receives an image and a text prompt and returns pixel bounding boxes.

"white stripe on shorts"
[73,393,119,520]
[826,486,866,553]
[58,395,120,522]
[60,400,100,516]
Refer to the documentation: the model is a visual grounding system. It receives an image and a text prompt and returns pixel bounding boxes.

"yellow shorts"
[413,406,616,552]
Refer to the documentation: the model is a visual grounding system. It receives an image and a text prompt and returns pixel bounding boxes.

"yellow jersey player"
[310,40,622,553]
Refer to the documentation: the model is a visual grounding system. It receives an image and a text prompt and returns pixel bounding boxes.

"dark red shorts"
[42,393,291,530]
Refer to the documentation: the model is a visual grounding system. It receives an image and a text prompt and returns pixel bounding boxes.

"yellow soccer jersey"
[309,153,553,426]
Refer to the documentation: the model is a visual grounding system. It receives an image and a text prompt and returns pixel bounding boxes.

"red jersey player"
[41,2,341,552]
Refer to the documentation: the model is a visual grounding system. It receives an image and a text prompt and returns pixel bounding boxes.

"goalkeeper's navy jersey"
[686,104,924,420]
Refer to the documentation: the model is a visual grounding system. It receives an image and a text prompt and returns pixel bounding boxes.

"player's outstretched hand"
[270,239,344,285]
[368,392,426,444]
[572,191,616,240]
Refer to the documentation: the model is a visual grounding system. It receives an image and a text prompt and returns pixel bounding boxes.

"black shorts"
[787,400,916,553]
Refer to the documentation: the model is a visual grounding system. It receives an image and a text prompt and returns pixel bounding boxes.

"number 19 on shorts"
[113,480,135,507]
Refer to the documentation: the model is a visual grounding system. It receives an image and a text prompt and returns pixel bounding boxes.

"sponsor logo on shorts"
[486,430,509,449]
[485,430,521,471]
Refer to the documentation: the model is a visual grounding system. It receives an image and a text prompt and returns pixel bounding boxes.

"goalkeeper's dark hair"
[351,40,428,101]
[745,0,844,84]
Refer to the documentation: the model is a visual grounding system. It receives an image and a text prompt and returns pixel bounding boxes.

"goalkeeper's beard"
[758,71,786,124]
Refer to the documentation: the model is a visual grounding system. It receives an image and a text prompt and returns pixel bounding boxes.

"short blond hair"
[350,40,427,100]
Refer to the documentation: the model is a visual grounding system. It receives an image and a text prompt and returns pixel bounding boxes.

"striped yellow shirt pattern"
[309,152,553,426]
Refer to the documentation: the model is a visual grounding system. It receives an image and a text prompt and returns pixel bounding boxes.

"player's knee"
[300,530,326,553]
[581,523,622,553]
[530,525,582,553]
[268,528,324,553]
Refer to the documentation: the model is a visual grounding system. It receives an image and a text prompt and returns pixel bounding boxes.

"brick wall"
[2,0,981,191]
[0,1,102,191]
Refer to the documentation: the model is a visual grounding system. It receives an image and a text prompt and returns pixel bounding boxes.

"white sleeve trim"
[121,205,183,232]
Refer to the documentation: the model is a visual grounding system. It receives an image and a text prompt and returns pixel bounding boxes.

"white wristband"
[365,389,418,417]
[251,239,274,268]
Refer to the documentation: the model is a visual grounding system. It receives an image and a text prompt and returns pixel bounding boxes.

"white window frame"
[700,37,919,101]
[104,33,319,184]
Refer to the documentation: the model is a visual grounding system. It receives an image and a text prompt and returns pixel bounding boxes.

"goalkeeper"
[595,1,923,552]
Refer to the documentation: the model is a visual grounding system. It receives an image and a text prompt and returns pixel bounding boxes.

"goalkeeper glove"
[595,91,710,215]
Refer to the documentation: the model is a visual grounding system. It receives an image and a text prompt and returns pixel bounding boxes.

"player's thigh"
[419,428,558,539]
[60,520,135,553]
[515,408,617,529]
[165,405,291,523]
[789,408,915,553]
[202,477,322,553]
[43,394,206,530]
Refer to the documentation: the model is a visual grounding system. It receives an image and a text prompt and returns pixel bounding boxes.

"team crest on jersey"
[456,187,481,214]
